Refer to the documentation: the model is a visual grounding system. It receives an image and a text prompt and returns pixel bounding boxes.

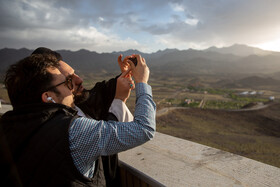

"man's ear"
[42,92,49,103]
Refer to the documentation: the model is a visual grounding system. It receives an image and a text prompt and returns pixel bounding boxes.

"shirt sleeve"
[69,83,156,176]
[109,99,134,122]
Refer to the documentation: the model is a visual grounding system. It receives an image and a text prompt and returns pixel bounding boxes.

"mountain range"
[1,44,280,81]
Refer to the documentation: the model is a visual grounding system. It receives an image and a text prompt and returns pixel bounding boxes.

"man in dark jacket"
[0,54,156,186]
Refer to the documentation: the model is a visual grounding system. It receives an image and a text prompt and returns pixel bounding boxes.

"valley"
[124,74,280,168]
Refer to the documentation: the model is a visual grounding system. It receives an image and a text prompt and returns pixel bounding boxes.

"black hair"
[32,47,63,61]
[4,54,60,108]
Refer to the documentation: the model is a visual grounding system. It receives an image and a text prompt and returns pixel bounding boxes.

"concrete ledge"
[0,104,12,115]
[119,132,280,187]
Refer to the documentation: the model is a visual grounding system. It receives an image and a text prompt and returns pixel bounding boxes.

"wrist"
[114,96,127,103]
[135,79,148,84]
[135,82,152,98]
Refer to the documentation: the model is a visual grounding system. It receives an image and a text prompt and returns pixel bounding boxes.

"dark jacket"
[0,103,106,187]
[77,77,118,121]
[77,76,121,187]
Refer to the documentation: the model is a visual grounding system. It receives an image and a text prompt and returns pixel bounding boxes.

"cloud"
[170,2,185,12]
[140,0,280,50]
[0,0,159,52]
[1,0,280,52]
[0,25,142,52]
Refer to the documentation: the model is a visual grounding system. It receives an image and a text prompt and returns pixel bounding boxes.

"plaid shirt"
[69,83,156,177]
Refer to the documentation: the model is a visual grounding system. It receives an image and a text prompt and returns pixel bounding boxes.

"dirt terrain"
[156,102,280,168]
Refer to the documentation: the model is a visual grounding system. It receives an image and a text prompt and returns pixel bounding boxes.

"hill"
[156,102,280,168]
[1,45,280,78]
[236,76,280,88]
[213,76,280,91]
[0,48,31,74]
[205,44,275,56]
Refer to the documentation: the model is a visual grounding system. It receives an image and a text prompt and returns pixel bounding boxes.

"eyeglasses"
[46,76,73,91]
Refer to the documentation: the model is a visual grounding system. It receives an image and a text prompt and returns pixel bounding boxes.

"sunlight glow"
[254,38,280,52]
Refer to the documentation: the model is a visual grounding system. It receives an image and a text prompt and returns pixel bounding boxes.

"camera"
[128,57,137,66]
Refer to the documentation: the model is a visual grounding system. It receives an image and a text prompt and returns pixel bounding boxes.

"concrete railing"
[0,104,12,115]
[118,132,280,187]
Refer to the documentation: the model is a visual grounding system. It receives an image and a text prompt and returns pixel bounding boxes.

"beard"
[74,88,89,104]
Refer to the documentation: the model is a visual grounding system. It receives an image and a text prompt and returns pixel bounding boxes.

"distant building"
[239,91,262,96]
[249,91,257,95]
[184,99,194,105]
[239,91,249,95]
[269,96,275,101]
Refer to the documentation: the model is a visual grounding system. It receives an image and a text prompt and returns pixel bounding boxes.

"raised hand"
[115,69,135,103]
[118,54,132,74]
[127,54,149,84]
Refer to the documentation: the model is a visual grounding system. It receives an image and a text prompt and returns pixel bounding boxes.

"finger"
[129,83,134,90]
[123,56,132,67]
[142,57,146,64]
[125,73,131,78]
[127,59,136,69]
[124,55,132,61]
[118,54,123,66]
[134,54,143,66]
[120,68,131,78]
[124,71,132,78]
[127,79,134,90]
[130,80,135,89]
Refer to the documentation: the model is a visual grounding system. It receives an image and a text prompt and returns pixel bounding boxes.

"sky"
[1,0,280,53]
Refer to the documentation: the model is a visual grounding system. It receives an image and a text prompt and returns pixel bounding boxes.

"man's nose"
[73,74,83,84]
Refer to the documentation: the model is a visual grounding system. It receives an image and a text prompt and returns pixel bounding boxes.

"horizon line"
[1,43,280,54]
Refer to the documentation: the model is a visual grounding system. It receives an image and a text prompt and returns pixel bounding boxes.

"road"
[156,102,275,117]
